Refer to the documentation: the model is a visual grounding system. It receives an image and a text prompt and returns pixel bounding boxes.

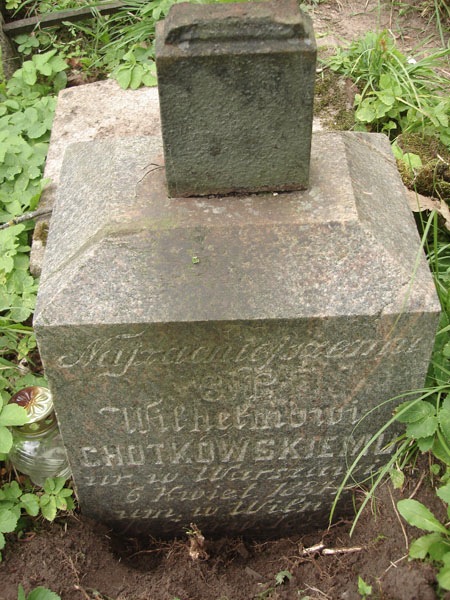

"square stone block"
[34,131,440,537]
[155,0,316,196]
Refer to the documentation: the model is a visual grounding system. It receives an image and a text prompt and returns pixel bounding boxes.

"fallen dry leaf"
[407,189,450,231]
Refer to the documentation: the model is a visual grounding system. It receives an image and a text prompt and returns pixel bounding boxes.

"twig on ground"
[383,554,408,574]
[388,487,408,551]
[0,207,52,230]
[304,583,331,599]
[409,470,426,500]
[301,542,363,556]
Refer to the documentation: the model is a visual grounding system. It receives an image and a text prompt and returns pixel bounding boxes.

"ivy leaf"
[397,499,448,533]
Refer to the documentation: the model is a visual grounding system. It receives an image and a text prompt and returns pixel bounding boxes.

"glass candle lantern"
[8,386,71,487]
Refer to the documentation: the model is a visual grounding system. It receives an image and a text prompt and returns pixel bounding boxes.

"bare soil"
[1,1,449,599]
[0,467,448,600]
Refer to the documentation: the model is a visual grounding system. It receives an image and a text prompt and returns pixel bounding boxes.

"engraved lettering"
[171,442,192,464]
[217,439,249,463]
[254,439,275,461]
[81,447,101,468]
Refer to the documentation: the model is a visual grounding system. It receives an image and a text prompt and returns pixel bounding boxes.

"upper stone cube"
[155,0,316,197]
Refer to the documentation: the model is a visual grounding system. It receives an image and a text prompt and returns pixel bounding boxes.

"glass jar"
[8,386,71,487]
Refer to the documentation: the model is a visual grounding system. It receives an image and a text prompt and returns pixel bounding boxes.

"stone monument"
[156,0,316,196]
[34,0,440,538]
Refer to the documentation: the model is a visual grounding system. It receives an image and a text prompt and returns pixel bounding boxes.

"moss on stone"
[314,69,356,131]
[396,133,450,201]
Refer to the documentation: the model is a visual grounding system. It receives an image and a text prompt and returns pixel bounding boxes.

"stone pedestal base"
[34,131,440,537]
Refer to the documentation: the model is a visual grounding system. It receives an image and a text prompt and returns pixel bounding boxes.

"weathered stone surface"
[34,131,440,537]
[30,81,161,277]
[155,0,316,196]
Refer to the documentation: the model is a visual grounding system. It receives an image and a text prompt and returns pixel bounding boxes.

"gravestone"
[156,0,316,196]
[34,0,440,538]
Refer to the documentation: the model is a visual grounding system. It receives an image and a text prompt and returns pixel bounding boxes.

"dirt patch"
[0,468,447,600]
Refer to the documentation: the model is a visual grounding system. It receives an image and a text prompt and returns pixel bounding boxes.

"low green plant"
[255,570,293,599]
[17,584,61,600]
[112,45,157,90]
[398,491,450,591]
[0,477,74,560]
[326,30,450,147]
[357,576,372,598]
[0,396,27,456]
[0,46,64,398]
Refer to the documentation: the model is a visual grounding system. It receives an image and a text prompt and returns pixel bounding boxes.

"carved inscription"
[57,332,424,378]
[60,329,407,529]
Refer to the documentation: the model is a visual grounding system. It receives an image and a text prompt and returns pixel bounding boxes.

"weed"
[255,570,293,599]
[0,396,27,456]
[357,576,372,598]
[325,30,450,146]
[0,477,74,560]
[17,584,61,600]
[398,492,450,591]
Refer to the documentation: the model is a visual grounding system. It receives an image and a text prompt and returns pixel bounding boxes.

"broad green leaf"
[439,397,450,441]
[115,67,132,90]
[397,499,448,533]
[2,481,21,501]
[0,531,5,550]
[0,507,19,533]
[396,400,435,423]
[437,562,450,591]
[0,426,13,454]
[429,539,450,562]
[39,495,57,521]
[438,483,450,505]
[406,415,438,439]
[433,436,450,466]
[48,55,68,73]
[402,152,422,171]
[44,477,67,495]
[389,468,404,489]
[27,123,47,140]
[20,493,40,517]
[27,588,61,600]
[17,583,26,600]
[357,576,372,596]
[356,103,376,123]
[417,436,434,452]
[0,403,28,426]
[409,532,442,559]
[130,64,144,90]
[22,63,37,86]
[142,71,157,87]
